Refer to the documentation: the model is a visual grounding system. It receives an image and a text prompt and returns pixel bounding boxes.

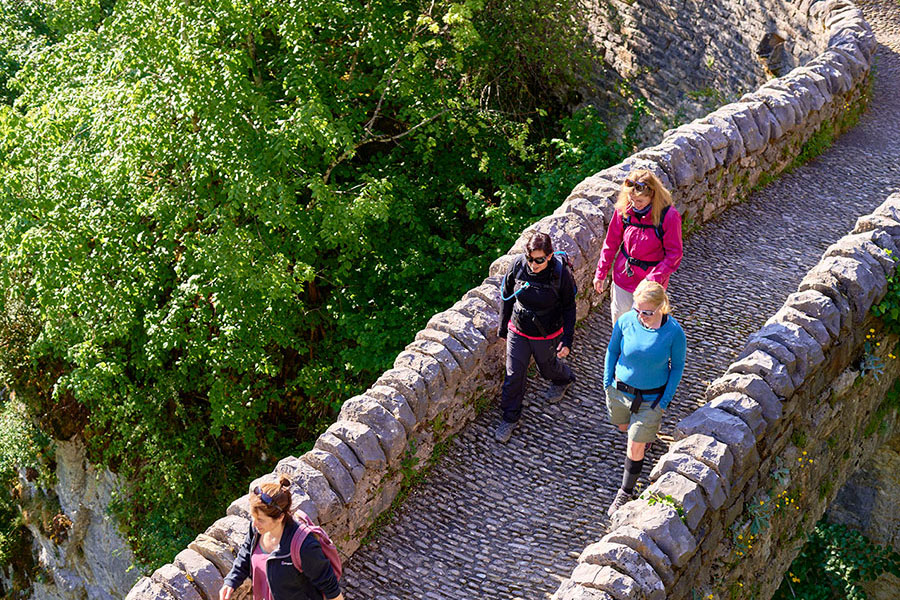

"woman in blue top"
[604,279,686,516]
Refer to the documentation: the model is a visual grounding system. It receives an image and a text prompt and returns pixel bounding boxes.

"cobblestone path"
[341,2,900,598]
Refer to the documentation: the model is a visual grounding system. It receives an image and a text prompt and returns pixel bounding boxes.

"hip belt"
[615,380,666,413]
[620,244,662,277]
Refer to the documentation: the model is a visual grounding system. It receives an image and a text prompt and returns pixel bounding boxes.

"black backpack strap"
[655,205,671,241]
[623,205,671,241]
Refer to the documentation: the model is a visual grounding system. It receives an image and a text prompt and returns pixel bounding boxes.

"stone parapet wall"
[552,191,900,600]
[123,1,877,599]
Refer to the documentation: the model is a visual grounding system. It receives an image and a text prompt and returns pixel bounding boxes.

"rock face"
[828,430,900,600]
[3,438,139,600]
[581,0,833,142]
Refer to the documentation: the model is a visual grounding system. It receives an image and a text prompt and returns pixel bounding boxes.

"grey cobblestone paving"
[341,2,900,597]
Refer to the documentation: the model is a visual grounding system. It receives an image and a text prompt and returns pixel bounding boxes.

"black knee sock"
[621,457,644,494]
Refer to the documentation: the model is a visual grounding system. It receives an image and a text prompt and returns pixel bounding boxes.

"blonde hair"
[633,279,672,315]
[614,169,673,227]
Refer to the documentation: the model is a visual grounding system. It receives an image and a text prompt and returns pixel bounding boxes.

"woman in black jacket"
[495,232,577,443]
[219,476,343,600]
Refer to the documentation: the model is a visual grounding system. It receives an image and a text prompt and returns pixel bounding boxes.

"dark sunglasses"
[253,486,283,512]
[526,255,548,264]
[633,305,658,317]
[624,179,651,195]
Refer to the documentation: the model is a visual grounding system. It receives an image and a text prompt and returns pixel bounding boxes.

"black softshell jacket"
[499,254,577,348]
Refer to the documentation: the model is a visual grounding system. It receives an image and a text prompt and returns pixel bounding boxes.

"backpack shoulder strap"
[655,205,671,240]
[553,255,564,295]
[290,519,312,572]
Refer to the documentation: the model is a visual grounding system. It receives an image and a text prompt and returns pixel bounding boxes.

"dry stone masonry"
[123,1,887,599]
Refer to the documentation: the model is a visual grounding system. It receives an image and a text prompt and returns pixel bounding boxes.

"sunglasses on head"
[526,255,548,264]
[633,305,658,317]
[624,179,651,195]
[253,486,283,513]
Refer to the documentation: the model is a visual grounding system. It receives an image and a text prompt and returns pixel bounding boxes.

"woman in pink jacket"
[593,169,683,324]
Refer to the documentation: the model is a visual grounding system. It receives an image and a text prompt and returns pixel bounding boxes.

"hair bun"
[278,474,292,490]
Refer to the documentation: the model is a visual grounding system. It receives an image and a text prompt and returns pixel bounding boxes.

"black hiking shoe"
[607,488,633,517]
[494,420,517,443]
[545,382,571,404]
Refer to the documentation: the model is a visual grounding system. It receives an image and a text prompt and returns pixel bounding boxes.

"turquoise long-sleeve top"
[603,311,686,409]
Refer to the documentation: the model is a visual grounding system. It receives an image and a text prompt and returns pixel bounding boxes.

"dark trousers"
[500,331,575,423]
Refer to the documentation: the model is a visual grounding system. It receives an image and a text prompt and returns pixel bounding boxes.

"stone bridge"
[125,1,900,599]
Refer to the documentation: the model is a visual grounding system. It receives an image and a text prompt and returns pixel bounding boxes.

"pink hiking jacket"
[595,205,684,293]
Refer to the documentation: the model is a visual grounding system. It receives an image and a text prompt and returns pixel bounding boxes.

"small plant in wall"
[856,329,885,380]
[641,490,686,524]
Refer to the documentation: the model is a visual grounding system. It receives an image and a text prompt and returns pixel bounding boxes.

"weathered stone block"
[611,502,697,570]
[374,367,429,421]
[126,577,177,600]
[756,321,827,375]
[579,541,665,600]
[738,335,803,386]
[668,434,734,483]
[324,421,387,470]
[768,305,834,349]
[206,515,249,551]
[360,387,417,435]
[393,349,446,403]
[675,405,759,474]
[276,458,342,524]
[830,235,897,282]
[554,197,607,237]
[425,309,491,356]
[415,328,477,373]
[452,296,501,343]
[313,432,366,484]
[601,525,675,587]
[649,452,727,510]
[151,564,202,600]
[798,269,854,335]
[188,535,234,577]
[727,349,795,399]
[871,193,900,223]
[646,472,708,531]
[554,579,616,600]
[300,450,356,505]
[225,494,250,520]
[403,339,461,391]
[819,255,885,321]
[713,104,765,154]
[705,373,783,425]
[173,549,223,600]
[338,397,407,465]
[709,392,767,439]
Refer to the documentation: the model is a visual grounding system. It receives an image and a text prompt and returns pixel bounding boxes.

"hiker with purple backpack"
[220,476,343,600]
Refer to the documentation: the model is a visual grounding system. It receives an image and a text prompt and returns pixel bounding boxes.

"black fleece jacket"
[224,518,341,600]
[498,254,577,349]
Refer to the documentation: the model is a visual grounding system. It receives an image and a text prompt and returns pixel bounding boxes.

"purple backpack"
[289,511,343,587]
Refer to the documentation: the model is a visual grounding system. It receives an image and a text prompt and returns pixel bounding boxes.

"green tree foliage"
[0,0,631,568]
[775,522,900,600]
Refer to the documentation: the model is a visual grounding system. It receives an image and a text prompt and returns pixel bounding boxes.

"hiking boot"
[545,382,571,404]
[494,420,517,443]
[607,488,633,517]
